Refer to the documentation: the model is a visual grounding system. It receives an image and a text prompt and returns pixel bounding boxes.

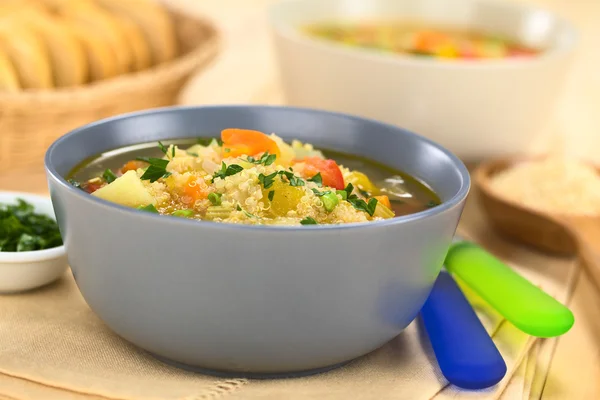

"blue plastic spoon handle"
[420,271,507,389]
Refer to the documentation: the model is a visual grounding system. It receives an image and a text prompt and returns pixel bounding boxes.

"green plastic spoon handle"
[445,241,574,338]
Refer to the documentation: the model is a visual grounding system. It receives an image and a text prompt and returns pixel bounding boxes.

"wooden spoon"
[474,157,600,289]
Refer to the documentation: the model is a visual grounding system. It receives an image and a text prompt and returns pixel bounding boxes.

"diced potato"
[92,170,155,207]
[269,134,295,166]
[263,179,304,217]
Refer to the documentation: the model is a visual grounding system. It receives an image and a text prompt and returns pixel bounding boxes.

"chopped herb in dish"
[0,199,63,252]
[68,128,440,225]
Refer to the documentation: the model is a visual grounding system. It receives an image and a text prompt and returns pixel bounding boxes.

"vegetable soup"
[69,129,440,226]
[303,21,539,60]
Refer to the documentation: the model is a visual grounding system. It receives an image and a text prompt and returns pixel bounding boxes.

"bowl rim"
[0,191,66,263]
[268,0,578,69]
[44,104,471,231]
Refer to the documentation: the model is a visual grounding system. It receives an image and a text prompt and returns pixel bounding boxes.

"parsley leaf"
[68,179,84,190]
[212,162,244,182]
[247,151,277,166]
[258,171,278,189]
[197,137,223,146]
[0,199,63,252]
[268,190,275,201]
[172,145,176,158]
[427,200,439,208]
[308,173,322,186]
[311,188,332,197]
[158,141,168,155]
[137,204,159,213]
[280,171,305,186]
[347,197,378,216]
[300,217,318,225]
[208,192,222,206]
[102,169,117,184]
[187,151,199,157]
[137,157,171,182]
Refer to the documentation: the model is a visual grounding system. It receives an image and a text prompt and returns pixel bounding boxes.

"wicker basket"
[0,9,219,171]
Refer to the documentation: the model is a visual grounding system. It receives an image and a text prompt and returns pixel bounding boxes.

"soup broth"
[303,20,540,60]
[69,130,440,226]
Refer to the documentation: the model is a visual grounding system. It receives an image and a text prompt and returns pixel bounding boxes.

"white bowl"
[269,0,577,162]
[0,192,67,293]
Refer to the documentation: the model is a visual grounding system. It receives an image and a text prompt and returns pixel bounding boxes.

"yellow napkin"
[0,195,578,400]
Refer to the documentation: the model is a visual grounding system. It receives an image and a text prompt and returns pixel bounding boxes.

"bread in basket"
[0,0,219,170]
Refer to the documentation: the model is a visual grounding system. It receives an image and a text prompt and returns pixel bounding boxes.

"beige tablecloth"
[0,194,579,400]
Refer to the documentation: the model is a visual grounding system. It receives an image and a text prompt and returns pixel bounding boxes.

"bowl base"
[149,352,351,379]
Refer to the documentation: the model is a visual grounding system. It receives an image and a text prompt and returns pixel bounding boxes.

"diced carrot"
[221,128,281,158]
[181,176,208,206]
[374,195,391,209]
[120,160,148,174]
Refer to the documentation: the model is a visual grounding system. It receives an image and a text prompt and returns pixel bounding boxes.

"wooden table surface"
[1,0,599,398]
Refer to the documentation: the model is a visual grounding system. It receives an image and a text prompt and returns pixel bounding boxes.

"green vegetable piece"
[137,204,159,213]
[300,217,318,225]
[268,190,275,201]
[0,198,63,252]
[445,241,575,338]
[258,171,278,189]
[197,137,223,146]
[102,169,117,184]
[208,192,222,206]
[321,192,339,212]
[247,151,277,166]
[158,141,168,155]
[137,157,171,183]
[172,209,194,218]
[212,162,244,182]
[336,190,348,200]
[308,172,322,186]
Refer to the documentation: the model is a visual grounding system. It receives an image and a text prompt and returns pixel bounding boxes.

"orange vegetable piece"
[374,195,391,209]
[120,160,147,174]
[300,157,345,190]
[181,176,208,206]
[221,128,281,158]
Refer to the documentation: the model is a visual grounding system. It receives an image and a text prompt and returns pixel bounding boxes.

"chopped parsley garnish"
[281,171,305,187]
[136,157,171,183]
[311,188,331,197]
[0,199,63,252]
[341,183,378,216]
[300,217,318,225]
[172,209,194,218]
[307,173,322,186]
[258,171,278,189]
[347,197,378,216]
[359,189,370,197]
[102,169,117,184]
[427,200,439,208]
[208,192,222,206]
[171,145,176,158]
[236,204,257,219]
[212,162,244,182]
[137,204,159,213]
[336,190,348,200]
[197,137,223,146]
[247,151,277,166]
[158,141,168,155]
[268,190,275,201]
[187,151,199,157]
[342,183,355,198]
[68,179,83,190]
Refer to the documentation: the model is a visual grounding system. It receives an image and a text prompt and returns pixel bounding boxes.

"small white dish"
[0,191,67,293]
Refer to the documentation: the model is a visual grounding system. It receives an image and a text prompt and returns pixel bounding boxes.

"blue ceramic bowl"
[45,105,470,376]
